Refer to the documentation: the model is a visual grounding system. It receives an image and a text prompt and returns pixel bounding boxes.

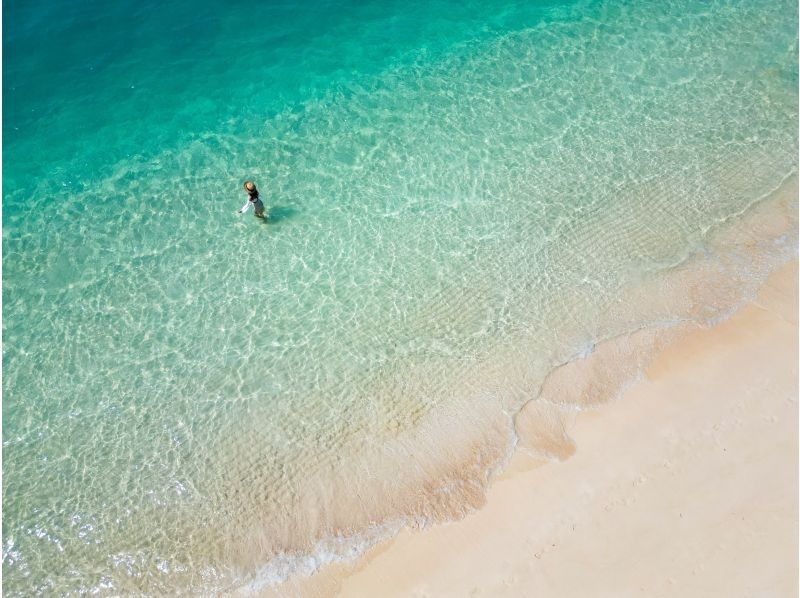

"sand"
[283,259,797,597]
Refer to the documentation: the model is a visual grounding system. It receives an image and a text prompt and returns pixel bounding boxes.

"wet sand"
[287,259,798,597]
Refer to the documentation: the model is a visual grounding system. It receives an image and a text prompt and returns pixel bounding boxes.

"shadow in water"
[265,205,298,224]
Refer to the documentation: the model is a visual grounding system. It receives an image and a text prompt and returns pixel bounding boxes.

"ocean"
[2,0,797,593]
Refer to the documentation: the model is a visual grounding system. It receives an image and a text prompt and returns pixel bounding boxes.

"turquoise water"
[3,0,797,593]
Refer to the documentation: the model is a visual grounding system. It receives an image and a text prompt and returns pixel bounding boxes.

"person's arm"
[237,199,252,214]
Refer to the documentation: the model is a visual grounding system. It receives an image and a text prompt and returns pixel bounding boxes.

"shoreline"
[261,244,798,596]
[299,258,798,597]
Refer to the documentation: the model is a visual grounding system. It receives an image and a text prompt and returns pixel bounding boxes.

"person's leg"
[254,199,266,219]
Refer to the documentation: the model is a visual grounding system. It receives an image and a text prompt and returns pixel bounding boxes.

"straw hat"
[243,181,257,192]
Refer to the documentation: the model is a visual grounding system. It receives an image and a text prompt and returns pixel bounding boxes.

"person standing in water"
[237,180,266,219]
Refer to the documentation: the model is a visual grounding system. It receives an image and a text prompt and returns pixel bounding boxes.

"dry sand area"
[290,260,798,597]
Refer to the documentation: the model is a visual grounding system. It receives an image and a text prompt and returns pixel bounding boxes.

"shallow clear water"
[3,0,798,593]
